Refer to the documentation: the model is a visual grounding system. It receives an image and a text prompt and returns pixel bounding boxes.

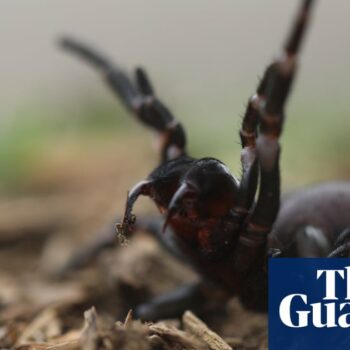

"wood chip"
[149,323,207,350]
[183,311,233,350]
[16,308,61,346]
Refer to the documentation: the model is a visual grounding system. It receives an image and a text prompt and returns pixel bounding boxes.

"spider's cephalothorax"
[60,0,350,320]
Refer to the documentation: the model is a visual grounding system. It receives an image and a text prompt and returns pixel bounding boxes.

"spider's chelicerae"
[60,0,350,320]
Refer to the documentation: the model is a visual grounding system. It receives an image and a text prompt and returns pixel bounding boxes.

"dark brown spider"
[59,0,350,320]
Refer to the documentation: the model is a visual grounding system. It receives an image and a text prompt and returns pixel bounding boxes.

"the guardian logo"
[269,259,350,349]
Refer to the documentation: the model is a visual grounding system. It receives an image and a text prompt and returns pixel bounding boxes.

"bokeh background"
[1,0,350,197]
[0,1,349,346]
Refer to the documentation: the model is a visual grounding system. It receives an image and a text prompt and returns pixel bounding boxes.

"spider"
[59,0,350,320]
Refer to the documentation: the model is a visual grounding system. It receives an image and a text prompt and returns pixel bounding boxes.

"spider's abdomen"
[270,181,350,257]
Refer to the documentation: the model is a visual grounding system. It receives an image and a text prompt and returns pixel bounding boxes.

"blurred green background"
[1,0,349,196]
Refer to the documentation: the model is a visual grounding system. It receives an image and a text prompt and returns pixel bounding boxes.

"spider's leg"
[235,65,275,215]
[59,38,186,163]
[235,0,316,269]
[328,228,350,258]
[236,0,315,216]
[333,227,350,250]
[52,216,189,277]
[328,244,350,258]
[51,224,118,278]
[135,281,229,321]
[129,216,191,262]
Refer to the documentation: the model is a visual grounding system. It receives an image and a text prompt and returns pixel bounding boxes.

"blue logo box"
[269,258,350,350]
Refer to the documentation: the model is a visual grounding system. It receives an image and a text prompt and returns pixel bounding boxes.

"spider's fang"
[163,182,196,233]
[117,180,152,241]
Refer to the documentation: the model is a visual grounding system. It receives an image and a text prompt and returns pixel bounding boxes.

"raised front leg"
[235,64,275,217]
[235,0,316,270]
[60,38,187,163]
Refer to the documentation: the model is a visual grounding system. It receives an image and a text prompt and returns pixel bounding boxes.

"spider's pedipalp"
[60,37,187,163]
